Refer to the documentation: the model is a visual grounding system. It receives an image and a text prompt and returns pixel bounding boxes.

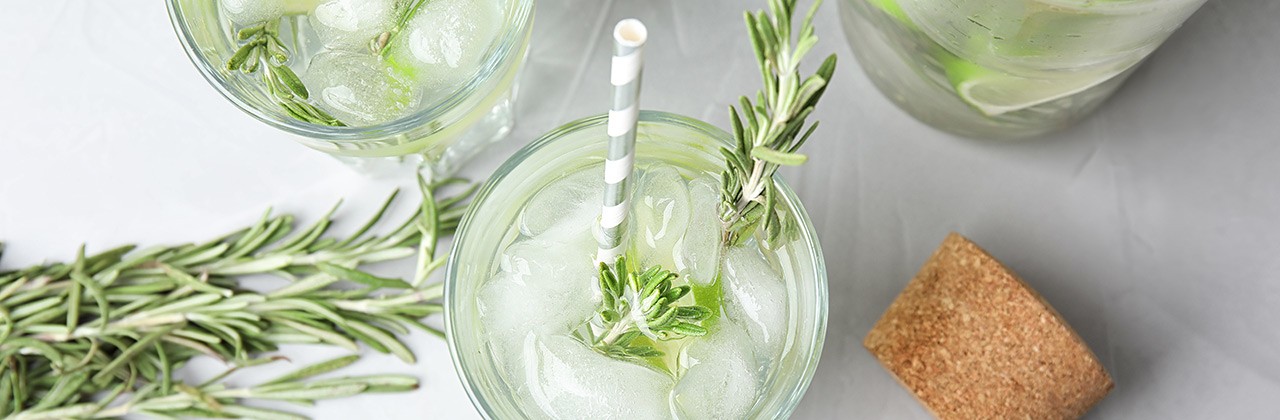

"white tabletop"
[2,1,1278,419]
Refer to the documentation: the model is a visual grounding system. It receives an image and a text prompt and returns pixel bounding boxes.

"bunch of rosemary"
[0,178,472,419]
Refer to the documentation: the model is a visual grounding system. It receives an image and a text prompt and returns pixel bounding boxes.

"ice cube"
[479,238,599,340]
[522,335,674,420]
[221,0,283,26]
[500,238,598,291]
[385,0,502,93]
[479,274,590,389]
[478,273,542,385]
[518,168,605,241]
[674,176,722,285]
[302,50,420,126]
[722,246,789,359]
[221,0,319,26]
[479,235,600,388]
[310,0,395,50]
[672,321,762,419]
[630,167,690,272]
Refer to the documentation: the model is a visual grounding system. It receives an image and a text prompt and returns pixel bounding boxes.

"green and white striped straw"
[597,19,648,264]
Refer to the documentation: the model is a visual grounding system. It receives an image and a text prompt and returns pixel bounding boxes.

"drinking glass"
[838,0,1208,139]
[167,0,534,175]
[445,111,829,418]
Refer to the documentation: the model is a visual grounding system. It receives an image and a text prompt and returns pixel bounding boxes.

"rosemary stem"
[31,313,189,342]
[93,404,133,418]
[375,0,429,55]
[599,318,635,346]
[290,15,304,55]
[722,159,768,245]
[744,161,767,204]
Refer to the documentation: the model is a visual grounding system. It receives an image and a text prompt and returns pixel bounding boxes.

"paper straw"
[596,19,648,264]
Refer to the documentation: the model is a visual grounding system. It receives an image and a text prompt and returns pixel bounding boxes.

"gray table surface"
[2,0,1278,418]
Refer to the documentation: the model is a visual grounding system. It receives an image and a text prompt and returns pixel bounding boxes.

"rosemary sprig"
[587,256,711,359]
[0,178,474,418]
[228,20,345,126]
[372,0,430,56]
[5,355,414,420]
[720,0,837,247]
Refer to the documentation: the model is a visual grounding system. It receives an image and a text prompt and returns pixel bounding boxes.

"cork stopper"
[864,233,1113,419]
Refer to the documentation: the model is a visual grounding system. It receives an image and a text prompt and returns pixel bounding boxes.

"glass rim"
[164,0,534,142]
[443,110,830,418]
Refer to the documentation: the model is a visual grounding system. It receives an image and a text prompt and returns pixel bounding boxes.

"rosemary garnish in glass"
[228,19,345,127]
[586,256,711,359]
[720,0,837,247]
[372,0,430,55]
[225,0,437,127]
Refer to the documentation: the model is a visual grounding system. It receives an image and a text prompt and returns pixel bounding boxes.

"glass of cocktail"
[167,0,533,175]
[838,0,1207,139]
[445,111,828,418]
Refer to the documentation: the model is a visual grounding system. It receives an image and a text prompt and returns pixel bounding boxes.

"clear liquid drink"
[446,112,828,419]
[839,0,1207,139]
[168,0,532,174]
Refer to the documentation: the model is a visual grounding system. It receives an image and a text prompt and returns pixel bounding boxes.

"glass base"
[428,85,518,177]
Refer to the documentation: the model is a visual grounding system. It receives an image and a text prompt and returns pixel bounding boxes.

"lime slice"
[939,52,1115,117]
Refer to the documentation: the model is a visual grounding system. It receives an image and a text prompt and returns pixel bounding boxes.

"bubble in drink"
[522,335,674,420]
[311,0,396,50]
[675,177,722,285]
[672,321,761,419]
[722,246,789,359]
[631,167,691,271]
[302,50,420,126]
[387,0,503,92]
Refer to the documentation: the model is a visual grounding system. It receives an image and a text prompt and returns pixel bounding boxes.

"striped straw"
[596,19,648,264]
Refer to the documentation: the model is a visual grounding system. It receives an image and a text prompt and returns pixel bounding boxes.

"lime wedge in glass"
[938,50,1120,117]
[864,0,1122,117]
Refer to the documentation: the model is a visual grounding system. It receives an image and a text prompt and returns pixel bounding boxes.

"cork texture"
[864,233,1113,420]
